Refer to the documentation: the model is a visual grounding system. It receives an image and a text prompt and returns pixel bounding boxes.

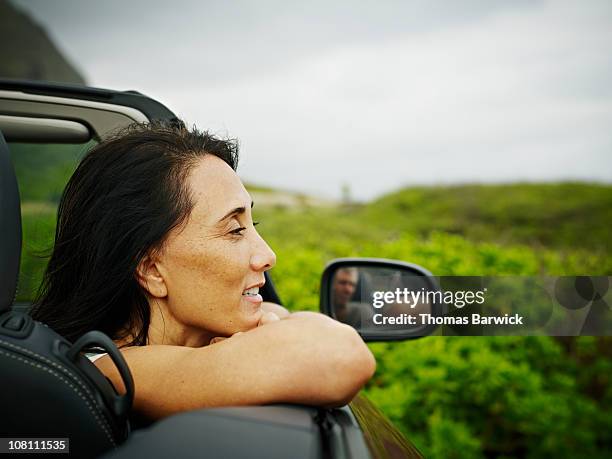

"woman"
[31,120,375,421]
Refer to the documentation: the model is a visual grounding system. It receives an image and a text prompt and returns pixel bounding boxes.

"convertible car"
[0,79,439,458]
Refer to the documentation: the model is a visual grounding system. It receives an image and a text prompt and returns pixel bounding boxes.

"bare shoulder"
[92,344,197,392]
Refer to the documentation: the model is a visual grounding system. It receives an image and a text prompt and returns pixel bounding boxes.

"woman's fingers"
[210,331,244,345]
[211,311,282,343]
[258,311,280,326]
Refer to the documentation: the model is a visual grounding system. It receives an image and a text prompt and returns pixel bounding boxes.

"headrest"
[0,130,22,311]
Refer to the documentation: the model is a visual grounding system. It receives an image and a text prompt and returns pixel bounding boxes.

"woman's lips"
[242,285,262,304]
[242,293,263,303]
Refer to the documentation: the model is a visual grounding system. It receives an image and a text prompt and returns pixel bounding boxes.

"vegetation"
[262,227,611,458]
[10,141,612,457]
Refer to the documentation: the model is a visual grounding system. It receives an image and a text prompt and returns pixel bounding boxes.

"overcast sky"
[13,0,612,200]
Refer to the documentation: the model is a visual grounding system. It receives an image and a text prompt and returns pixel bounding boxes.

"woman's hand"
[258,310,281,325]
[210,309,281,344]
[261,302,290,318]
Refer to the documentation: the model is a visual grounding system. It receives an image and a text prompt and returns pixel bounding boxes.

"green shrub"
[261,229,611,458]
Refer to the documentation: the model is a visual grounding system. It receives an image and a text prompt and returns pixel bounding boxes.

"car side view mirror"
[320,258,443,342]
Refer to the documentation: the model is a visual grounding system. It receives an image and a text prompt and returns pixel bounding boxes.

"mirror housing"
[320,258,443,342]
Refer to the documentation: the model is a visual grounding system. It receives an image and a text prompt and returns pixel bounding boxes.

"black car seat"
[0,130,134,458]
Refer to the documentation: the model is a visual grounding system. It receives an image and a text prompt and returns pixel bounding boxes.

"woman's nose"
[250,233,276,272]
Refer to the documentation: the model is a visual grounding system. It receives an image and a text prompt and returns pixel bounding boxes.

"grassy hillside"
[251,183,612,257]
[363,183,612,252]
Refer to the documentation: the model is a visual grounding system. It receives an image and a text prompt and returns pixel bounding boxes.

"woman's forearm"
[95,312,375,419]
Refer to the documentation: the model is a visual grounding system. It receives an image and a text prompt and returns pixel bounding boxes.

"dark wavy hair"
[30,120,239,346]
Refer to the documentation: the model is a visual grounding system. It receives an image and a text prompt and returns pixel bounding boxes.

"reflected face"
[333,269,358,307]
[154,155,276,337]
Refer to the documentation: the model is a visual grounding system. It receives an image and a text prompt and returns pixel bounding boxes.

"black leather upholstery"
[0,131,133,458]
[0,131,21,312]
[0,314,128,457]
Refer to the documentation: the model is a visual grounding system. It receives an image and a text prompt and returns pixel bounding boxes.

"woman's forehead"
[187,156,251,222]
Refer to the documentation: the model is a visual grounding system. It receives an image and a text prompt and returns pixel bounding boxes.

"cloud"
[12,0,612,199]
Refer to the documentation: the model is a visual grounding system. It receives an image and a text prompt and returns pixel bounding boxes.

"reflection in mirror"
[330,266,433,334]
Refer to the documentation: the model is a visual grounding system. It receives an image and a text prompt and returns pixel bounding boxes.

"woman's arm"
[94,312,375,420]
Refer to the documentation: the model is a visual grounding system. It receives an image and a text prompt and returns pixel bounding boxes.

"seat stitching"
[0,348,116,447]
[0,338,100,400]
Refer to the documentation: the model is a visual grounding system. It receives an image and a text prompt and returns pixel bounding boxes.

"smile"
[242,286,260,296]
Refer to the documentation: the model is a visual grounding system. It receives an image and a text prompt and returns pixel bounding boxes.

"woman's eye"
[228,221,259,236]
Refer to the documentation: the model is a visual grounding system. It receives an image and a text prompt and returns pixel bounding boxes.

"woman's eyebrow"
[217,200,254,223]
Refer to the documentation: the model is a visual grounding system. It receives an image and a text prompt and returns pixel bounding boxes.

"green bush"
[259,225,611,458]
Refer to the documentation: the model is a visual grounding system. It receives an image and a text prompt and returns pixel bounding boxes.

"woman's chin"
[238,296,264,327]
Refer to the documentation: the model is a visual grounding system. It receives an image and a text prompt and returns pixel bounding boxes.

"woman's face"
[150,155,276,338]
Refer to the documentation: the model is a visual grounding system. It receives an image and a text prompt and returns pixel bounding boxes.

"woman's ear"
[135,255,168,298]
